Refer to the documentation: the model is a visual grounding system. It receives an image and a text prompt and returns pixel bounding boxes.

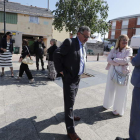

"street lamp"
[4,0,8,34]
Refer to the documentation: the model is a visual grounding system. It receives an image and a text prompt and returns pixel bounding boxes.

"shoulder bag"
[22,46,33,65]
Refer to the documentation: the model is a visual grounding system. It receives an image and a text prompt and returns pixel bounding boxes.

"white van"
[130,35,140,54]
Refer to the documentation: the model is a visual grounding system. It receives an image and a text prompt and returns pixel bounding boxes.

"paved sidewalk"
[0,54,134,140]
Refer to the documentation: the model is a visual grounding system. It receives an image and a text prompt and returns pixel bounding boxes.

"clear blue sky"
[9,0,140,21]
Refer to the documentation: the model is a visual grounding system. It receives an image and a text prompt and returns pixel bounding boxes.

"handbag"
[22,46,33,65]
[22,56,33,65]
[111,67,129,86]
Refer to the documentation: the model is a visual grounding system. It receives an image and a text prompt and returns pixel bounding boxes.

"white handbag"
[22,56,33,65]
[22,46,33,65]
[111,67,129,86]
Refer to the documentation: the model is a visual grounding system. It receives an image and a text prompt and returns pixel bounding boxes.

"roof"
[110,13,140,21]
[0,1,53,18]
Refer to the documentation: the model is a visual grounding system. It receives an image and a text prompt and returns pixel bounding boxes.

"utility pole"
[48,0,49,10]
[4,0,6,34]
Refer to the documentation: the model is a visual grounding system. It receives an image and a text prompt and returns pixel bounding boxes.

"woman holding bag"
[103,34,133,116]
[16,39,34,84]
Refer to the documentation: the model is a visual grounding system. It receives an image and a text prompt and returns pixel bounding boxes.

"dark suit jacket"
[53,37,80,82]
[0,37,13,53]
[34,41,45,56]
[131,48,140,88]
[47,45,57,61]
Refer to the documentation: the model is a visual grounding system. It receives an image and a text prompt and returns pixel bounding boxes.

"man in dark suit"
[34,36,46,71]
[53,26,91,140]
[115,48,140,140]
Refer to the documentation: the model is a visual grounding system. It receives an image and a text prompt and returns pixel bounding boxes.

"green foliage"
[52,0,110,34]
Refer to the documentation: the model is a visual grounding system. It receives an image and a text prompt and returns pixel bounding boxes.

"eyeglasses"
[9,35,12,37]
[80,32,90,39]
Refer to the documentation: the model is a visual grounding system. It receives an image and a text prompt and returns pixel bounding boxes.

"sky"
[9,0,140,21]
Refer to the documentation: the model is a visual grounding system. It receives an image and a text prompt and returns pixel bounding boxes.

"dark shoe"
[42,68,45,71]
[74,116,81,121]
[11,74,14,77]
[37,68,39,71]
[115,137,129,140]
[67,133,81,140]
[1,72,4,77]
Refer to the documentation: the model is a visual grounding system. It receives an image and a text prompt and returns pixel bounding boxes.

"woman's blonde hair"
[115,34,129,50]
[50,39,57,45]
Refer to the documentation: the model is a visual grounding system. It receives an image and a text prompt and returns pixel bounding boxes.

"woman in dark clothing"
[47,39,57,80]
[16,39,34,84]
[0,32,14,77]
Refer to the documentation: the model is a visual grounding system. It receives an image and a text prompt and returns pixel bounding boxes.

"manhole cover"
[81,73,94,78]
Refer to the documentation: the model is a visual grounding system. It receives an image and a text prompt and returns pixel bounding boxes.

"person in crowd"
[115,48,140,140]
[0,32,14,77]
[16,39,34,84]
[34,36,46,71]
[103,34,133,116]
[53,26,90,140]
[47,39,57,80]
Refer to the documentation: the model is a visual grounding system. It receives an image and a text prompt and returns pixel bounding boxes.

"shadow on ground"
[0,106,120,140]
[0,70,53,86]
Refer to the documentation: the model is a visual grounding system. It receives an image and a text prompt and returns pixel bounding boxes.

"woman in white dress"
[0,32,14,77]
[103,34,133,116]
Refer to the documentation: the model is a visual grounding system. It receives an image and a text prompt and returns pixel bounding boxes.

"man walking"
[53,26,90,140]
[34,36,46,70]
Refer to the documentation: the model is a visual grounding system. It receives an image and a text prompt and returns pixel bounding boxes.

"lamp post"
[3,0,8,34]
[4,0,6,34]
[4,0,8,34]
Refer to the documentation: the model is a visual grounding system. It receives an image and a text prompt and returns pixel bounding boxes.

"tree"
[52,0,110,35]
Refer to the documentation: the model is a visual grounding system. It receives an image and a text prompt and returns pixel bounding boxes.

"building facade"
[108,14,140,41]
[0,1,69,53]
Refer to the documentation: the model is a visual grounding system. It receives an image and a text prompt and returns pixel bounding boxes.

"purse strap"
[25,46,31,59]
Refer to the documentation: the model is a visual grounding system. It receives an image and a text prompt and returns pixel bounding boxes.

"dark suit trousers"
[36,55,44,69]
[19,63,33,80]
[129,87,140,140]
[62,76,80,133]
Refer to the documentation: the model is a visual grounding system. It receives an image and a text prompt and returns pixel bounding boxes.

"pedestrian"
[16,39,34,84]
[34,36,46,71]
[47,39,57,80]
[0,32,14,77]
[53,26,90,140]
[115,48,140,140]
[103,34,133,116]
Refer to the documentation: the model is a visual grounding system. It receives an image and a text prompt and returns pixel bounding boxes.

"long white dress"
[103,47,133,116]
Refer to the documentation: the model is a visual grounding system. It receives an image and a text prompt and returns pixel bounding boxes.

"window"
[29,16,39,24]
[0,12,17,24]
[112,21,116,29]
[136,28,140,35]
[121,29,127,35]
[137,17,140,25]
[122,20,128,28]
[111,31,115,39]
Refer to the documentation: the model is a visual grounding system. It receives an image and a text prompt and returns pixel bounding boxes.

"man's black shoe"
[115,137,129,140]
[42,68,45,71]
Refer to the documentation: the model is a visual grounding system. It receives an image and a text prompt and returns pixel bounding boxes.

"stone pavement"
[0,54,134,140]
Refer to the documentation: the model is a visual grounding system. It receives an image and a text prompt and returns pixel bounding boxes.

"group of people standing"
[0,26,140,140]
[0,32,58,83]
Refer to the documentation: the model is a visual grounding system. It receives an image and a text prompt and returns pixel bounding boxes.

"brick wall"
[108,16,140,40]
